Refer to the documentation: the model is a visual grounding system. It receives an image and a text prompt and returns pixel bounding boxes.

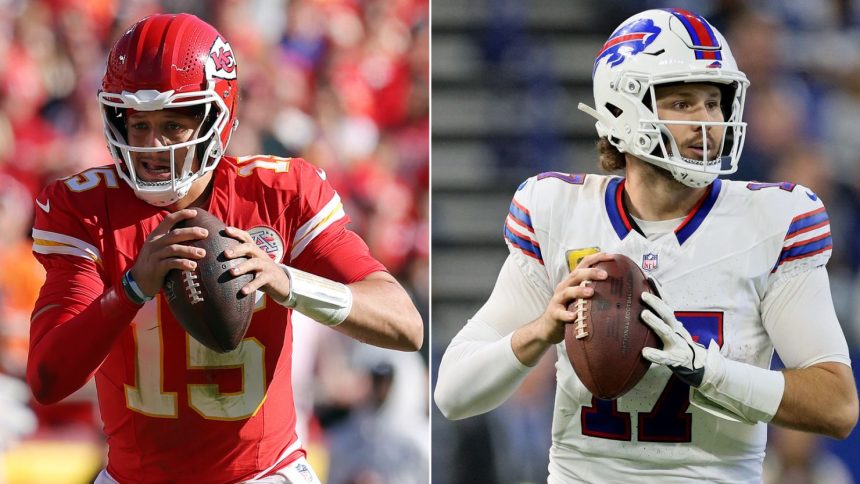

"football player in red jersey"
[26,13,423,484]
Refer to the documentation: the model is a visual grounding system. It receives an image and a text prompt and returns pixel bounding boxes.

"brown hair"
[597,137,626,172]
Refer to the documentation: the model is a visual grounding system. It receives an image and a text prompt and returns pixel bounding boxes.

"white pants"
[93,456,321,484]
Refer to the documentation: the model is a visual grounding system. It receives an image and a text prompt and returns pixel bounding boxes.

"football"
[162,209,254,353]
[564,253,661,400]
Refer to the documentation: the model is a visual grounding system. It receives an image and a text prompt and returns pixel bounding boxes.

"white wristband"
[278,265,353,327]
[693,341,785,424]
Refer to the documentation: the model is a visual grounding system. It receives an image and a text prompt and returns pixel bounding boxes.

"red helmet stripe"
[597,33,648,58]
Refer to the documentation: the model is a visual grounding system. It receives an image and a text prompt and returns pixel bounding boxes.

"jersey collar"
[604,177,723,245]
[674,179,722,244]
[605,177,636,240]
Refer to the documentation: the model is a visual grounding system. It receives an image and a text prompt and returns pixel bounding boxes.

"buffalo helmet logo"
[593,18,662,75]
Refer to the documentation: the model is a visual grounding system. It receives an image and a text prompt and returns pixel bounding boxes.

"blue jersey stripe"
[778,236,833,263]
[786,210,829,237]
[504,226,543,262]
[508,201,533,230]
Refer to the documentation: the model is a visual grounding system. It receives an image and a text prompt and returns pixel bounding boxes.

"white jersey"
[502,173,837,483]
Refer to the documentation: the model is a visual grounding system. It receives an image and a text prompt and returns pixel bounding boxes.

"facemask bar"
[578,68,748,181]
[631,70,748,176]
[114,114,209,194]
[646,118,745,175]
[98,85,230,206]
[637,79,746,176]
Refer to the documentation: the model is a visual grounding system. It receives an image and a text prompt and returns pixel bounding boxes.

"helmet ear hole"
[605,103,623,118]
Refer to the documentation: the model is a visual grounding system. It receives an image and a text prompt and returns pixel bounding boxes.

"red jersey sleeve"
[31,180,107,331]
[287,160,386,283]
[28,177,141,403]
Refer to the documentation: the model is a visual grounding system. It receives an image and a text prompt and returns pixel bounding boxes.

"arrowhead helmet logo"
[206,37,237,80]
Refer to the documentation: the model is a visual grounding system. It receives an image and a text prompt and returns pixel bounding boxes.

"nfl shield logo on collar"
[642,253,658,272]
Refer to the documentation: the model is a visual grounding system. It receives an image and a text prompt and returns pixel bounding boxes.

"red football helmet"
[99,13,239,206]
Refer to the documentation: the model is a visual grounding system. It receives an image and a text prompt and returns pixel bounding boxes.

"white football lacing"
[183,270,204,304]
[573,280,591,339]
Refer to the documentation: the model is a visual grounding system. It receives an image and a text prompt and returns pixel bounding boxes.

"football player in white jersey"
[434,8,858,483]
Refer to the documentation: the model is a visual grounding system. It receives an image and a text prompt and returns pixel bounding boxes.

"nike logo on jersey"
[806,190,818,201]
[36,198,50,213]
[315,167,327,180]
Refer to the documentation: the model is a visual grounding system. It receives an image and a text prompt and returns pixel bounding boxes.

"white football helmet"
[579,8,749,188]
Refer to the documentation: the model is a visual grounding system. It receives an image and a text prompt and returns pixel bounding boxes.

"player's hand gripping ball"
[564,254,661,400]
[163,209,254,353]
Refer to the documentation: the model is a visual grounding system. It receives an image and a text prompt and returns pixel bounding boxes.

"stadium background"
[432,0,860,483]
[0,0,429,482]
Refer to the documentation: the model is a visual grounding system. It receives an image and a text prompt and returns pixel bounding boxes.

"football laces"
[182,270,204,304]
[573,280,591,340]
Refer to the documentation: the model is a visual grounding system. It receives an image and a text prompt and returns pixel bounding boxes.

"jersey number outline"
[746,181,796,192]
[236,155,291,177]
[581,311,723,442]
[124,298,267,421]
[63,167,119,192]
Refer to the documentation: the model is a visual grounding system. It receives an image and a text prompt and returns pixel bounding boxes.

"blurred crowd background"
[433,0,860,483]
[0,0,429,482]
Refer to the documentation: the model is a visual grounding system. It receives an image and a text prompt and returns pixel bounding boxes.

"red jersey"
[30,156,385,483]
